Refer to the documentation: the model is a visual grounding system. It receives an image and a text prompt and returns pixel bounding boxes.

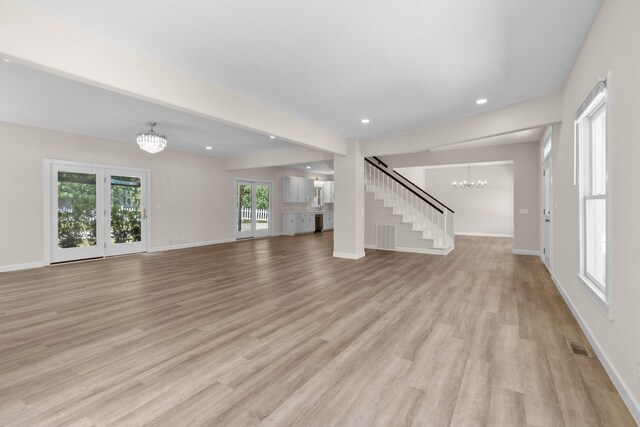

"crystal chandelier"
[136,121,167,154]
[452,164,487,189]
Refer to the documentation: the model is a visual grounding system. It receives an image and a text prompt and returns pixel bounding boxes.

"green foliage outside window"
[58,173,98,248]
[57,173,141,248]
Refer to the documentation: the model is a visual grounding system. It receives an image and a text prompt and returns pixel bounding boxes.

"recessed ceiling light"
[269,135,276,139]
[331,171,335,174]
[361,118,370,124]
[476,98,488,105]
[2,59,11,63]
[205,146,213,150]
[306,166,311,169]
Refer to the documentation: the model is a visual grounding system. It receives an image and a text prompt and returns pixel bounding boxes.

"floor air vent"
[566,340,594,358]
[376,224,397,250]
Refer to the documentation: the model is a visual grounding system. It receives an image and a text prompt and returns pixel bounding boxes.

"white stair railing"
[364,160,454,248]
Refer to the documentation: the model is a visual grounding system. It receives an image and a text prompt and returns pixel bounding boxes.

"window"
[576,80,609,305]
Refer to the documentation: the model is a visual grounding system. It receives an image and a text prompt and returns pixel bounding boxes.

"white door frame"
[44,159,151,265]
[233,178,273,239]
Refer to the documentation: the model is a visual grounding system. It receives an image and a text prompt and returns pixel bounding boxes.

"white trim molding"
[149,238,235,253]
[455,232,514,238]
[333,251,366,260]
[513,249,540,256]
[0,261,47,273]
[552,274,640,425]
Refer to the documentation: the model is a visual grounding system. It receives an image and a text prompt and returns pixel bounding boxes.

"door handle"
[545,219,550,222]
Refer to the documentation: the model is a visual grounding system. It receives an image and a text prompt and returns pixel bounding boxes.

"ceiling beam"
[361,92,563,157]
[225,147,332,171]
[0,1,348,156]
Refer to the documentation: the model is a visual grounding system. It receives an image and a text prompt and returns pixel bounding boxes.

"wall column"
[333,138,365,259]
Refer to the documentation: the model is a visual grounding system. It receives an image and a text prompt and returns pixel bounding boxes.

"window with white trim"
[576,80,608,302]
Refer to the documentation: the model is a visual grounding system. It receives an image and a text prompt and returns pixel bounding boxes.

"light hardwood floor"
[0,234,635,426]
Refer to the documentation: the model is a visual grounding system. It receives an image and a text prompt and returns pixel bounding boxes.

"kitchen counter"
[282,211,332,214]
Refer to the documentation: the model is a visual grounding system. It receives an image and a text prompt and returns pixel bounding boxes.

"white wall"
[382,141,539,253]
[396,164,514,237]
[0,121,329,268]
[551,0,640,420]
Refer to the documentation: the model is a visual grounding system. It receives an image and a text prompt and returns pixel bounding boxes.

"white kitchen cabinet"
[282,213,316,235]
[282,176,314,203]
[322,181,334,203]
[323,212,334,230]
[282,213,297,236]
[304,213,315,233]
[305,180,314,203]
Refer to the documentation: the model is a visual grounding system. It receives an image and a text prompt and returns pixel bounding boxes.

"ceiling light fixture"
[306,166,311,169]
[361,118,371,124]
[452,164,487,189]
[2,58,11,63]
[476,98,488,105]
[205,146,213,150]
[136,121,167,154]
[269,135,276,139]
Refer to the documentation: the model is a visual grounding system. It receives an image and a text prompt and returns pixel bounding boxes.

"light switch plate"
[519,208,529,214]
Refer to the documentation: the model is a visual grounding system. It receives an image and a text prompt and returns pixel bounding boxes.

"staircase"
[364,158,455,255]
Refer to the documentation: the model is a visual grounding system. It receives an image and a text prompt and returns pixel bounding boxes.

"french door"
[235,180,272,239]
[50,162,148,263]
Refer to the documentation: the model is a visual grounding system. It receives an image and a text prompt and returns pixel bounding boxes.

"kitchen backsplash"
[283,202,333,213]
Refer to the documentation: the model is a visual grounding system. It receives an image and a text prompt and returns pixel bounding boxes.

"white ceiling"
[15,0,602,139]
[0,60,293,157]
[285,161,334,176]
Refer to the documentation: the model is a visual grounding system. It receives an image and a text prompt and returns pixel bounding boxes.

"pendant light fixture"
[136,121,167,154]
[452,163,487,189]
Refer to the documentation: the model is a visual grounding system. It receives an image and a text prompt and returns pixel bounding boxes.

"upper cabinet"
[282,176,314,203]
[322,181,334,203]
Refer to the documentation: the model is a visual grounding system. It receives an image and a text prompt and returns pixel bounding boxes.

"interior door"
[235,180,272,239]
[105,169,148,256]
[51,164,105,263]
[542,156,552,270]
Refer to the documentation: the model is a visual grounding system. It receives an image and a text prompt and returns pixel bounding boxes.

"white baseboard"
[333,251,366,260]
[149,238,235,253]
[455,232,514,238]
[364,244,453,256]
[551,274,640,424]
[0,261,47,273]
[513,249,540,256]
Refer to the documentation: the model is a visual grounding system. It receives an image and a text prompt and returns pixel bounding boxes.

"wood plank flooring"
[0,234,635,426]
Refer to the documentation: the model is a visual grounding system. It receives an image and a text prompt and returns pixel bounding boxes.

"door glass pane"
[256,184,270,231]
[544,167,550,215]
[237,183,252,232]
[110,175,142,243]
[590,108,606,196]
[585,198,606,286]
[57,172,97,248]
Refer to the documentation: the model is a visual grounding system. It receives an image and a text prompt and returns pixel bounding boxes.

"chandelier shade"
[136,121,167,154]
